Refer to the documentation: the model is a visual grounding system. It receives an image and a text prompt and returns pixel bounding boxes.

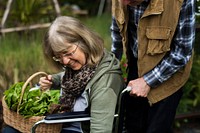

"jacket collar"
[142,0,164,18]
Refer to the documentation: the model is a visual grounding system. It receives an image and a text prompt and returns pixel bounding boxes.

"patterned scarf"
[59,65,96,112]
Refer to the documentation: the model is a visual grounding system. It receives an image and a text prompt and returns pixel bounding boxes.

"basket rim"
[17,71,48,113]
[2,96,9,109]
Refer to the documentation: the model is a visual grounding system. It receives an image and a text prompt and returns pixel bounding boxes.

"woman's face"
[121,0,144,6]
[53,43,86,70]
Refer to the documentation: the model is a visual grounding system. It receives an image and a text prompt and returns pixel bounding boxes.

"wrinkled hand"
[39,75,53,91]
[127,77,150,97]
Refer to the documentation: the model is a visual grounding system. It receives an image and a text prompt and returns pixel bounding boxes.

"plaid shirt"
[111,0,195,87]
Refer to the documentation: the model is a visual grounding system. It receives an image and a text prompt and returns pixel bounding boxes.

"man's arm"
[143,0,196,88]
[110,17,124,60]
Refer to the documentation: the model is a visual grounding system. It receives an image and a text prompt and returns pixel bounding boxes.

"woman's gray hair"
[43,16,104,69]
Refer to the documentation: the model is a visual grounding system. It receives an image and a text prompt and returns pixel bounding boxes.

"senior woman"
[2,16,124,133]
[39,16,124,133]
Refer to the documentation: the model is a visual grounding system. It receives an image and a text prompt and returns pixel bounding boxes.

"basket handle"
[17,71,48,114]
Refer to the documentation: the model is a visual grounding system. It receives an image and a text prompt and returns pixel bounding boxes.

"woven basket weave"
[2,72,62,133]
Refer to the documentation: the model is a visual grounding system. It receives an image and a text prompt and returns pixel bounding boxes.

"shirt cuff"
[143,71,162,88]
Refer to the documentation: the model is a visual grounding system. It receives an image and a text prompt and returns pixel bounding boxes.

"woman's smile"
[66,59,83,70]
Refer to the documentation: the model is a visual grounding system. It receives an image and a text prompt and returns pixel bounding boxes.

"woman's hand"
[39,75,53,91]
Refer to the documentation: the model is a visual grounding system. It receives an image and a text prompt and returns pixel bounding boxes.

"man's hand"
[127,77,150,97]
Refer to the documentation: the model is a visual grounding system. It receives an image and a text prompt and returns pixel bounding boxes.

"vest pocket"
[146,27,171,55]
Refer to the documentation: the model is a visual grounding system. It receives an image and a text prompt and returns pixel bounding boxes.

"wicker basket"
[2,72,62,133]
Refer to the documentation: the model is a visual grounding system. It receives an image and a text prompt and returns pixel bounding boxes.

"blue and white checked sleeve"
[110,17,123,60]
[144,0,196,88]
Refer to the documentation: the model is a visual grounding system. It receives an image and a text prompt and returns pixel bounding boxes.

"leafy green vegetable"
[4,82,60,118]
[4,82,24,111]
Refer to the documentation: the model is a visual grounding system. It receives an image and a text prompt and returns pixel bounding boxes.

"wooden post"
[1,0,13,29]
[97,0,106,17]
[0,23,51,33]
[52,0,61,16]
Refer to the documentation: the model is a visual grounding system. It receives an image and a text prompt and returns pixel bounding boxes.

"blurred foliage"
[177,54,200,113]
[58,0,101,16]
[0,0,56,27]
[0,0,105,29]
[174,54,200,128]
[11,0,54,24]
[0,30,56,94]
[196,0,200,22]
[120,55,128,82]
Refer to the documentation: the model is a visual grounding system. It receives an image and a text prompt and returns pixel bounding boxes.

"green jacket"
[52,49,125,133]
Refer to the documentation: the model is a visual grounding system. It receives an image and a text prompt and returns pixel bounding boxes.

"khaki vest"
[112,0,193,104]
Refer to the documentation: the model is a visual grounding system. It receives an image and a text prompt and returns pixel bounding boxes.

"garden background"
[0,0,200,132]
